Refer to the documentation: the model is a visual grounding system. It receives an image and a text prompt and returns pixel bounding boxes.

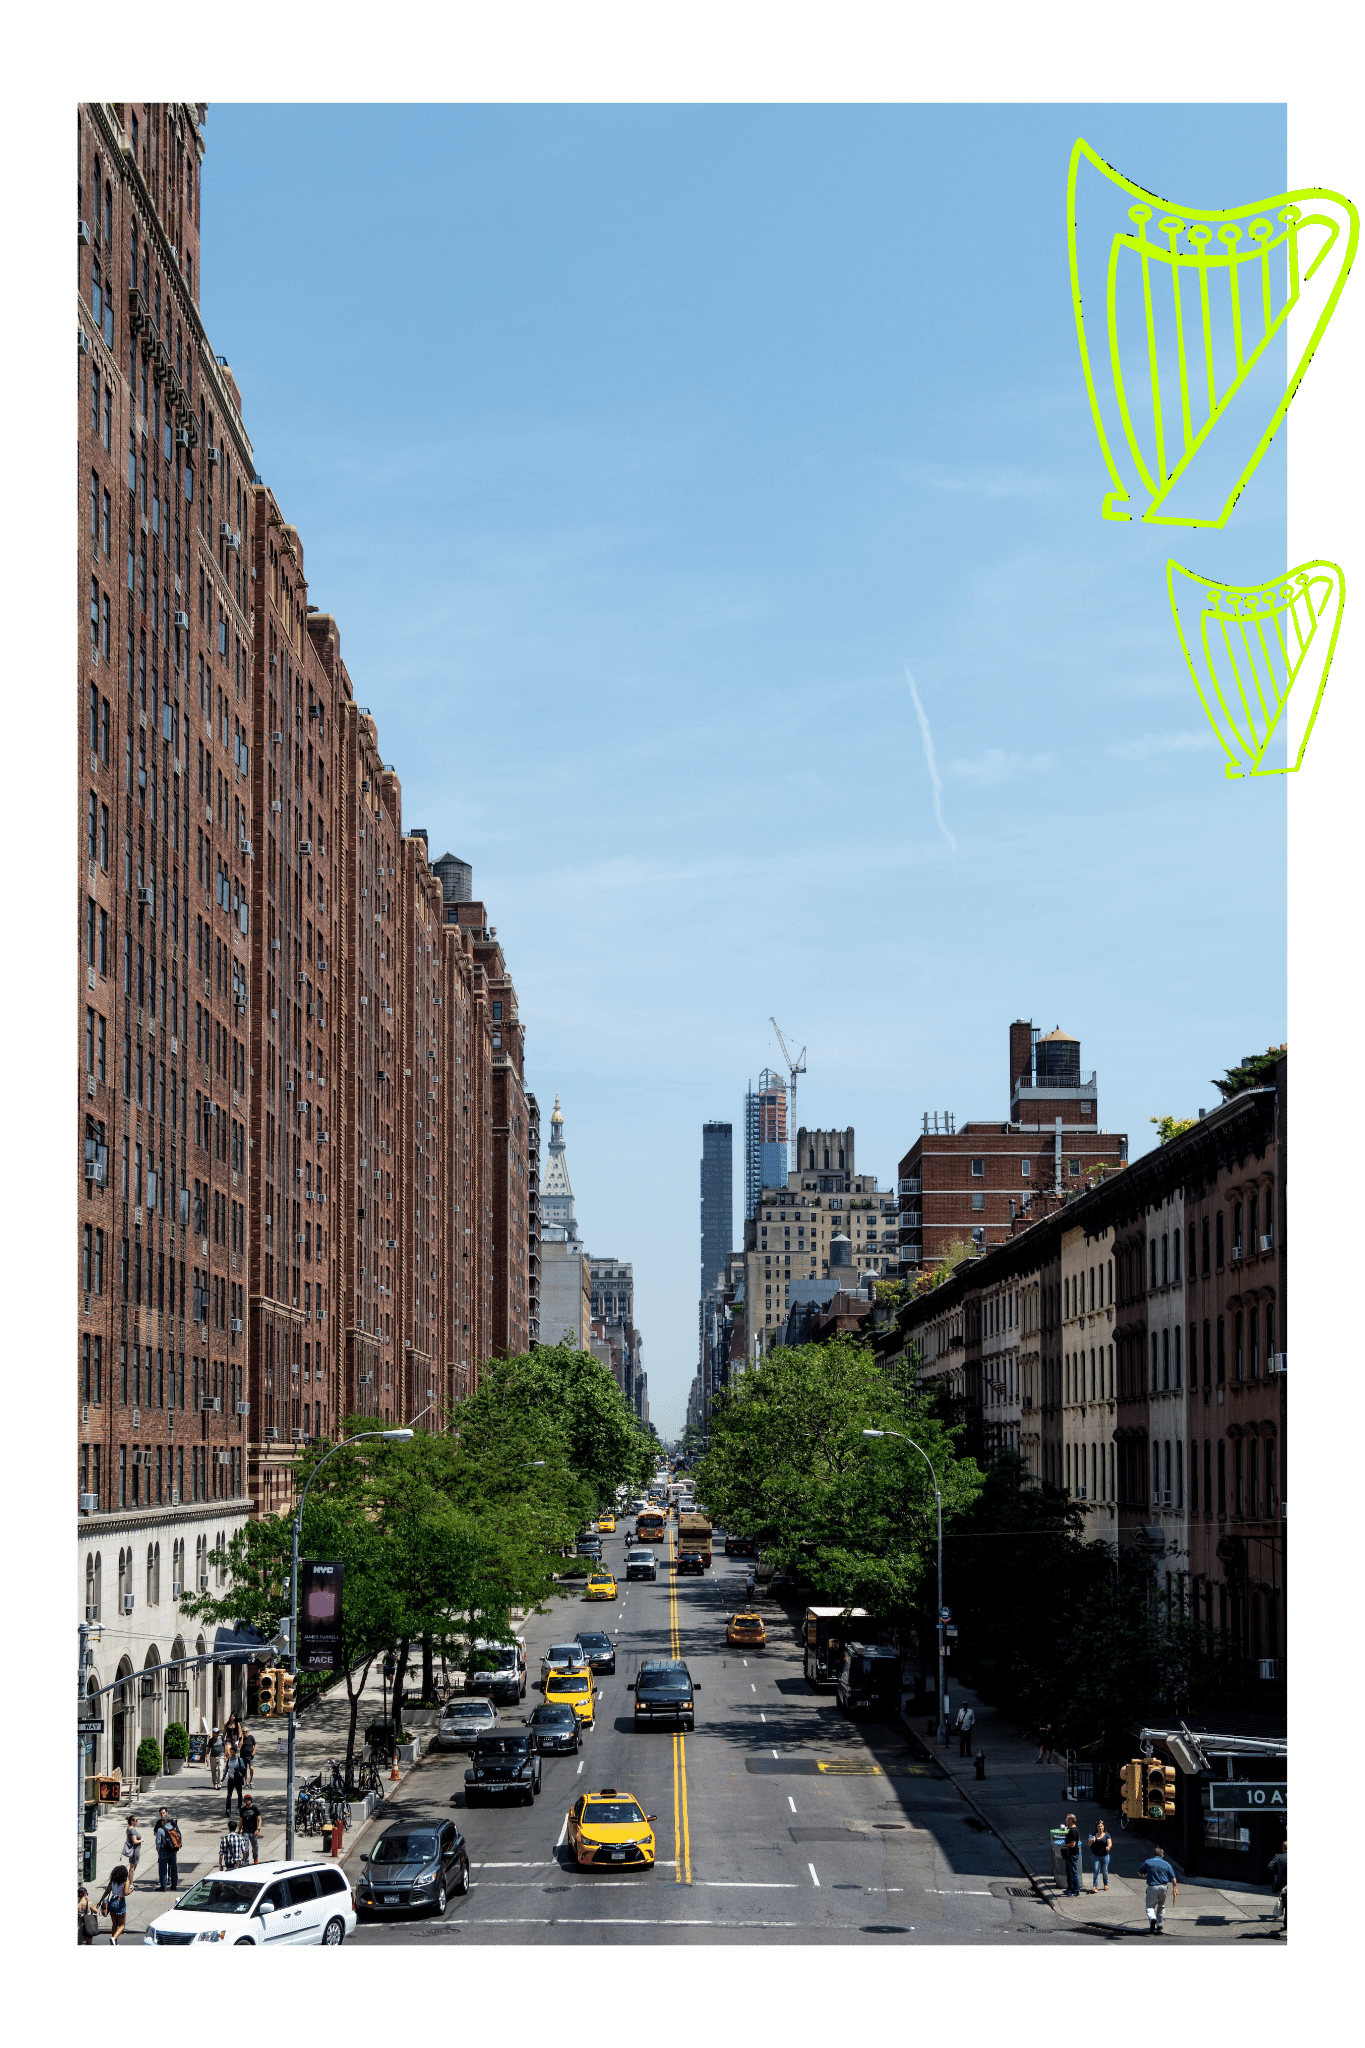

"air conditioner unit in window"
[174,609,189,629]
[79,220,91,245]
[299,840,312,855]
[271,799,282,813]
[236,1400,250,1416]
[230,1318,242,1334]
[175,427,189,448]
[216,1451,232,1466]
[219,521,233,540]
[263,1425,279,1441]
[358,1374,372,1386]
[81,1403,90,1425]
[291,1428,305,1442]
[200,1396,221,1414]
[80,1493,98,1514]
[170,1489,180,1504]
[199,1574,209,1591]
[1269,1353,1287,1374]
[78,328,91,354]
[1260,1233,1273,1253]
[85,1604,98,1622]
[208,447,220,465]
[122,1594,136,1614]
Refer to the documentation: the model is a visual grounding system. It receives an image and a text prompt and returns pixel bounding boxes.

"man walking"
[1061,1813,1082,1895]
[239,1793,262,1865]
[1139,1847,1179,1933]
[224,1745,248,1820]
[218,1818,251,1872]
[208,1726,225,1790]
[154,1805,182,1892]
[240,1725,257,1788]
[958,1704,976,1758]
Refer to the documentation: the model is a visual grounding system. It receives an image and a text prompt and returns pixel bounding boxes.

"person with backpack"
[154,1805,182,1891]
[208,1726,225,1790]
[77,1885,100,1945]
[224,1744,248,1818]
[239,1793,262,1864]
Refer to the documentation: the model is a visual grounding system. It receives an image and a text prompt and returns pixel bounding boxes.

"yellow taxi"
[567,1788,657,1870]
[726,1612,767,1648]
[585,1569,618,1601]
[597,1513,617,1533]
[544,1666,596,1728]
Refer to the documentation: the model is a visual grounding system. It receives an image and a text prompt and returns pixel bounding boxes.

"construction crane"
[770,1017,806,1105]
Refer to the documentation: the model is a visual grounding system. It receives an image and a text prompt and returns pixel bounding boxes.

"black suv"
[355,1818,469,1918]
[575,1630,616,1676]
[464,1731,543,1805]
[629,1660,698,1731]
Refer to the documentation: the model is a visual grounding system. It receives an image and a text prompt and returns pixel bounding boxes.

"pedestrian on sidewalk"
[240,1725,257,1787]
[121,1815,142,1889]
[1268,1837,1287,1937]
[154,1805,181,1891]
[1088,1817,1113,1891]
[98,1865,130,1944]
[239,1794,262,1864]
[1061,1813,1082,1895]
[208,1726,225,1789]
[224,1747,248,1819]
[958,1704,976,1758]
[219,1819,250,1871]
[77,1886,100,1946]
[1037,1722,1056,1765]
[1139,1848,1178,1933]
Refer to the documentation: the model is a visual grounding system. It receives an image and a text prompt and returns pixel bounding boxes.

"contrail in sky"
[905,666,956,854]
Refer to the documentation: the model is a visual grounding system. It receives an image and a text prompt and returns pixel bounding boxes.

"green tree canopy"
[695,1338,982,1616]
[1212,1044,1285,1101]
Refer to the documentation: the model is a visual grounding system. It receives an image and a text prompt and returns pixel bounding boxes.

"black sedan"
[575,1630,616,1676]
[525,1703,582,1755]
[355,1818,469,1918]
[464,1731,543,1805]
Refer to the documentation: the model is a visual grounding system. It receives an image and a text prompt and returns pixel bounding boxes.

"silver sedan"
[434,1697,500,1751]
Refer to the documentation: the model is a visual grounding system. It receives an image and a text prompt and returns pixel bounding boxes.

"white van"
[143,1859,356,1946]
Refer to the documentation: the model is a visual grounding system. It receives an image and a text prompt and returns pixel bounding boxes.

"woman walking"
[121,1815,142,1889]
[224,1708,243,1747]
[98,1864,130,1945]
[77,1886,99,1945]
[1037,1722,1056,1765]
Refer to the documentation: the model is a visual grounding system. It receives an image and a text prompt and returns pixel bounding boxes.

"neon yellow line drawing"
[1068,138,1357,527]
[1167,558,1344,777]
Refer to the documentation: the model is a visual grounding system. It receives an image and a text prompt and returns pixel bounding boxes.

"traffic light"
[1120,1760,1145,1821]
[278,1668,297,1716]
[1146,1761,1178,1821]
[257,1666,278,1716]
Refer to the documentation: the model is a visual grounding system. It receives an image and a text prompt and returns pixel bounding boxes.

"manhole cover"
[860,1924,910,1934]
[543,1886,571,1893]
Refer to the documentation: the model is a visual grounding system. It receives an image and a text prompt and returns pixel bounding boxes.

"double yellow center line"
[668,1520,692,1884]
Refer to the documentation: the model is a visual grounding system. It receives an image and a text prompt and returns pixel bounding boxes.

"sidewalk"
[899,1678,1284,1941]
[84,1658,426,1943]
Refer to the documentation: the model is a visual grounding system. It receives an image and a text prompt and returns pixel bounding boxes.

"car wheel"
[234,1936,255,1945]
[433,1882,448,1916]
[455,1858,470,1896]
[321,1917,346,1946]
[533,1771,542,1795]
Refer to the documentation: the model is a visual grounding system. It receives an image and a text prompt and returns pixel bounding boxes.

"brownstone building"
[78,102,256,1765]
[450,903,533,1360]
[896,1020,1128,1273]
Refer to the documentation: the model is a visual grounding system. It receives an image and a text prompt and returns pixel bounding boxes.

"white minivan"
[143,1859,356,1946]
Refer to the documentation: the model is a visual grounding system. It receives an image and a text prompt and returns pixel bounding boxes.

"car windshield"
[494,1648,518,1668]
[548,1646,583,1661]
[530,1706,576,1725]
[628,1551,654,1561]
[443,1701,492,1719]
[476,1738,529,1756]
[732,1615,760,1626]
[372,1831,439,1863]
[550,1675,590,1694]
[174,1878,260,1914]
[577,1635,610,1649]
[584,1801,646,1826]
[639,1675,690,1696]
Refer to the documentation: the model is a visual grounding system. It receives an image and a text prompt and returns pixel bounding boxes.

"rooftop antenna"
[770,1017,806,1104]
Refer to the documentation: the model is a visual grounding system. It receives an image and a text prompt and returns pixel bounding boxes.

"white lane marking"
[925,1888,993,1895]
[576,1761,584,1774]
[471,1918,809,1928]
[555,1815,568,1848]
[699,1881,798,1888]
[788,1796,797,1813]
[743,1659,748,1667]
[471,1862,549,1869]
[772,1749,779,1759]
[760,1713,766,1723]
[751,1683,756,1692]
[808,1863,821,1887]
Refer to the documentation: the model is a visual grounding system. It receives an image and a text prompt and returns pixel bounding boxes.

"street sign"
[78,1717,104,1734]
[1208,1782,1286,1812]
[940,1606,951,1620]
[299,1559,344,1673]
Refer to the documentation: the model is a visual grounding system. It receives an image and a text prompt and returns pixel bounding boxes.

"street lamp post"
[863,1428,946,1748]
[285,1427,412,1859]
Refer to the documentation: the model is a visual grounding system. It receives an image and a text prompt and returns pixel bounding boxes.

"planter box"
[164,1756,185,1776]
[397,1739,420,1765]
[138,1776,159,1795]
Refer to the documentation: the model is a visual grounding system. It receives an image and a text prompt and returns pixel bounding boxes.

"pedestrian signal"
[1146,1761,1178,1820]
[1120,1760,1145,1821]
[257,1666,278,1716]
[278,1669,297,1715]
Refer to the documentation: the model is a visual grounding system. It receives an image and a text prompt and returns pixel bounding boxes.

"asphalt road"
[347,1523,1078,1946]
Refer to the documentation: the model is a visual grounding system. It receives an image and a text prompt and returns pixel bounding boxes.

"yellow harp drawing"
[1167,558,1345,777]
[1068,138,1357,527]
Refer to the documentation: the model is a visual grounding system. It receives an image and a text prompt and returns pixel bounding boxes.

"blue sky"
[202,103,1287,1436]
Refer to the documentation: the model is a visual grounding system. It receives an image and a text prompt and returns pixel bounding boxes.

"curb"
[898,1713,1055,1911]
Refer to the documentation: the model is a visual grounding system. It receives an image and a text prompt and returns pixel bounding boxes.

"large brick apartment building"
[76,101,539,1783]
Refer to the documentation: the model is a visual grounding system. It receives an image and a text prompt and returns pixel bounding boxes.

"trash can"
[322,1827,333,1857]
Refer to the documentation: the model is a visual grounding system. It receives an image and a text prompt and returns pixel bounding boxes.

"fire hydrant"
[974,1751,986,1780]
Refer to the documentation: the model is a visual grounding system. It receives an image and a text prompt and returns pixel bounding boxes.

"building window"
[1217,1439,1226,1516]
[971,1192,984,1211]
[1173,1324,1181,1388]
[1068,1158,1080,1177]
[1020,1158,1030,1177]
